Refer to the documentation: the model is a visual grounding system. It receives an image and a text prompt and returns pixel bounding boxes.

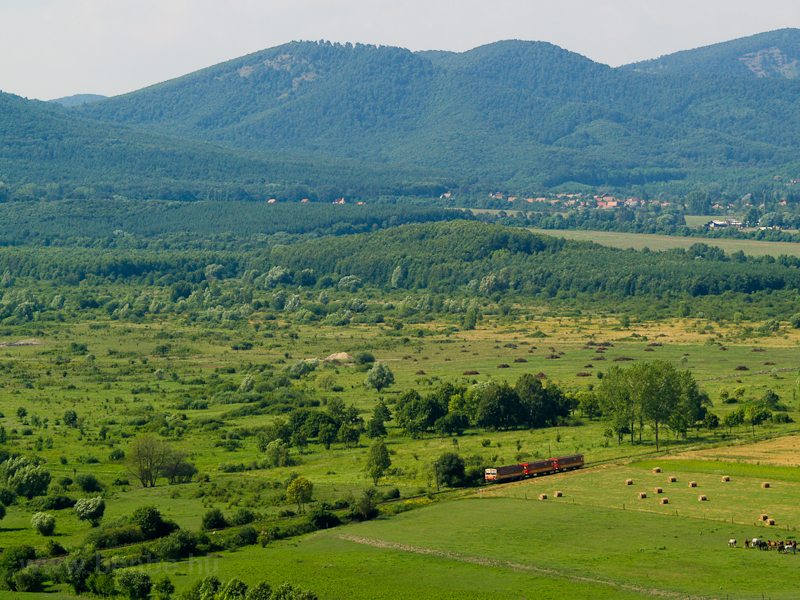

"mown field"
[527,228,800,257]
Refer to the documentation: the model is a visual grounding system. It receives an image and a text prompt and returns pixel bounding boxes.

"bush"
[32,494,75,510]
[437,452,466,487]
[354,351,375,365]
[382,487,401,500]
[40,538,66,558]
[87,524,145,549]
[31,512,56,536]
[229,508,257,527]
[108,449,125,462]
[0,487,16,506]
[115,570,152,600]
[201,508,227,531]
[307,504,341,530]
[74,496,105,527]
[12,566,45,592]
[75,473,103,493]
[151,529,198,561]
[225,525,258,549]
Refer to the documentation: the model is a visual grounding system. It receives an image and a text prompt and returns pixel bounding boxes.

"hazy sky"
[4,0,800,101]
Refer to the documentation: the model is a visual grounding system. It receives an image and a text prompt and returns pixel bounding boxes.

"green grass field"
[114,491,800,600]
[3,298,800,598]
[527,228,800,257]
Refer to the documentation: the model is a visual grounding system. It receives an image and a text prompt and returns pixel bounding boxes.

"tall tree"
[364,439,392,485]
[286,476,313,514]
[127,435,172,488]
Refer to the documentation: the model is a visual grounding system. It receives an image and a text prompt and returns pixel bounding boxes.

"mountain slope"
[0,91,450,201]
[620,28,800,78]
[74,39,800,190]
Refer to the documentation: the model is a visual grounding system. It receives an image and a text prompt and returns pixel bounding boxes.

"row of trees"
[597,361,710,450]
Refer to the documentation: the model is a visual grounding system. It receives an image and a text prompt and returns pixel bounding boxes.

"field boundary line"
[337,533,710,599]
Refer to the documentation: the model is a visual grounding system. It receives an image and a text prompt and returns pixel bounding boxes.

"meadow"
[2,220,800,600]
[527,227,800,257]
[2,307,800,599]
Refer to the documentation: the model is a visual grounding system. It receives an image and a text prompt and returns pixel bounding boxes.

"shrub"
[225,525,258,549]
[75,473,103,493]
[382,487,401,500]
[151,530,198,561]
[437,452,466,487]
[74,496,105,527]
[354,351,375,365]
[31,512,56,536]
[32,494,75,510]
[115,570,152,600]
[229,508,257,527]
[201,508,227,531]
[108,449,126,462]
[131,505,178,539]
[218,578,248,600]
[773,412,794,424]
[87,524,145,549]
[307,504,341,530]
[42,539,67,557]
[12,566,45,592]
[0,487,16,506]
[245,582,272,600]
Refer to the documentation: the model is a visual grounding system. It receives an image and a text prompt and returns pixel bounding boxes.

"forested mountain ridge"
[0,91,451,202]
[72,37,800,190]
[620,28,800,79]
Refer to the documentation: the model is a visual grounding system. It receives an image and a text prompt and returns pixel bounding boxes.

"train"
[484,454,584,484]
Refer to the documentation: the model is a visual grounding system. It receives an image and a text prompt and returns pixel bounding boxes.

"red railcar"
[485,454,584,484]
[484,464,525,483]
[552,454,584,471]
[519,458,556,477]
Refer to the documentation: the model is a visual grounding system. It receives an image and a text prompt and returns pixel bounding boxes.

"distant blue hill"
[49,94,107,108]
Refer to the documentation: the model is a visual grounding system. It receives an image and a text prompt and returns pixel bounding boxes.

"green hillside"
[0,92,451,202]
[620,28,800,78]
[74,38,800,190]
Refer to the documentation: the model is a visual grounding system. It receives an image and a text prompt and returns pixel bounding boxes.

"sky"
[3,0,800,101]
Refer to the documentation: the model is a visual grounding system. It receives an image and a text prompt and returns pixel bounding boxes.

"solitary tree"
[365,439,392,485]
[127,435,172,488]
[74,496,105,527]
[161,452,198,485]
[364,361,395,391]
[286,476,313,514]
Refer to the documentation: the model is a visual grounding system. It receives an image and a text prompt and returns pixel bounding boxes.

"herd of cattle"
[728,538,797,552]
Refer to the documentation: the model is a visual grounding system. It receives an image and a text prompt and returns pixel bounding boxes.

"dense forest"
[2,221,799,325]
[0,92,451,203]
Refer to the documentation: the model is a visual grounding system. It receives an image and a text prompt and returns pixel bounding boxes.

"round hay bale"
[688,481,697,487]
[668,476,677,483]
[625,479,633,485]
[638,492,647,499]
[698,495,708,502]
[652,467,661,473]
[660,498,669,505]
[721,476,730,482]
[539,493,548,500]
[762,482,770,488]
[767,518,776,526]
[654,487,663,494]
[554,491,563,498]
